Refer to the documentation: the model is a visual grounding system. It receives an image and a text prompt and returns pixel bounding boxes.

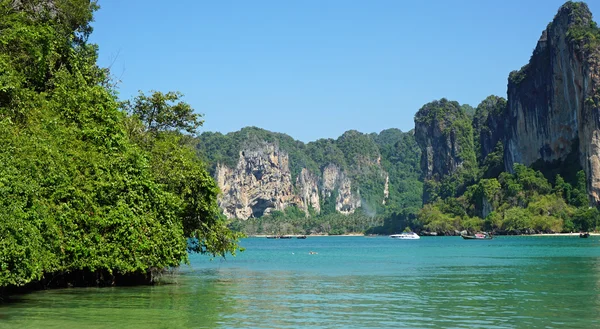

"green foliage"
[124,91,242,257]
[0,1,239,290]
[564,1,600,51]
[416,161,591,234]
[508,65,529,86]
[123,91,204,136]
[461,104,475,118]
[472,95,506,167]
[418,203,459,233]
[572,207,599,232]
[335,130,380,168]
[371,129,423,210]
[570,170,590,207]
[234,208,381,236]
[480,142,504,178]
[502,208,532,232]
[305,138,347,170]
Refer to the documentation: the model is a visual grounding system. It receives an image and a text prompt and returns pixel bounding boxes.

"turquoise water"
[2,236,600,328]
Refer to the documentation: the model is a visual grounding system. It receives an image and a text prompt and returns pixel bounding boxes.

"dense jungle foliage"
[0,0,240,291]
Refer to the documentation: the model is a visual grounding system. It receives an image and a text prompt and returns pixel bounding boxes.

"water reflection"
[0,273,231,329]
[2,237,600,328]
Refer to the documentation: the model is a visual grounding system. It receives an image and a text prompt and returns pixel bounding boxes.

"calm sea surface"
[2,236,600,328]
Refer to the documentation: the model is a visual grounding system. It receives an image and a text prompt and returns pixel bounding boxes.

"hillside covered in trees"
[196,127,423,235]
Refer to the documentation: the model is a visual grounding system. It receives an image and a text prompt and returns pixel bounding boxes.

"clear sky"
[89,0,600,142]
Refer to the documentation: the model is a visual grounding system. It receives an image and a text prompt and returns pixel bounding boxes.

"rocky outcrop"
[322,164,361,215]
[382,175,389,205]
[216,144,363,219]
[505,2,600,203]
[216,142,297,219]
[414,99,477,203]
[414,99,475,180]
[473,95,507,162]
[322,164,340,199]
[296,168,321,215]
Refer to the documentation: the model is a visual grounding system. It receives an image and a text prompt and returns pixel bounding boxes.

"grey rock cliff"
[414,99,472,181]
[473,95,507,162]
[505,2,600,203]
[414,99,476,203]
[216,144,363,219]
[216,142,297,219]
[321,164,362,215]
[296,168,321,215]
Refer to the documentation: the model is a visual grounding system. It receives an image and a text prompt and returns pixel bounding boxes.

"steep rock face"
[382,175,389,205]
[473,95,507,162]
[414,99,477,203]
[322,164,340,198]
[505,2,600,202]
[216,142,297,219]
[321,164,361,214]
[414,99,473,180]
[216,144,364,219]
[296,168,321,215]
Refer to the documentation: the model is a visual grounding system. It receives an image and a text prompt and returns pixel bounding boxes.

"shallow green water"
[2,236,600,328]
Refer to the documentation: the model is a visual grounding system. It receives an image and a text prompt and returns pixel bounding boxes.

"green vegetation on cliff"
[416,165,596,234]
[412,2,600,236]
[415,99,478,203]
[0,1,239,291]
[565,1,600,50]
[413,95,595,234]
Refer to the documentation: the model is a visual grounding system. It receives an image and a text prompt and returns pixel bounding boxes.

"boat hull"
[390,233,420,240]
[461,234,492,240]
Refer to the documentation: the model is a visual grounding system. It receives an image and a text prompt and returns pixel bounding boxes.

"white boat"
[390,232,420,240]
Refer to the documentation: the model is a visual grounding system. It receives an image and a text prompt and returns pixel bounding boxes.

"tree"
[502,208,532,232]
[123,91,204,136]
[124,91,242,257]
[0,1,242,293]
[572,207,599,232]
[570,170,589,207]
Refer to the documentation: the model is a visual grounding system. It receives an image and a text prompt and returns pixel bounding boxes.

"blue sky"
[90,0,600,142]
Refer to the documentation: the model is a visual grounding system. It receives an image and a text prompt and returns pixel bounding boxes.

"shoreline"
[247,232,598,238]
[524,232,599,236]
[248,234,365,237]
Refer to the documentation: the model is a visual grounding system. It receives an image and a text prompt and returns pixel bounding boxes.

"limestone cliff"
[295,168,321,215]
[382,175,389,205]
[198,126,417,219]
[414,99,475,180]
[505,2,600,202]
[321,164,362,214]
[473,95,507,162]
[216,142,297,219]
[414,99,477,203]
[216,143,364,219]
